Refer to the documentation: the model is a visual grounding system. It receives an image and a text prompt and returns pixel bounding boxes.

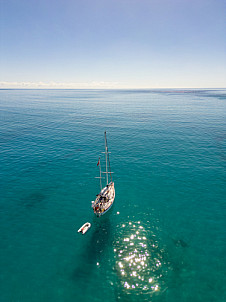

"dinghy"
[78,222,91,235]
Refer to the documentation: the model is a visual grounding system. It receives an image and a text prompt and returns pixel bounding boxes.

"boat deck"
[92,182,115,215]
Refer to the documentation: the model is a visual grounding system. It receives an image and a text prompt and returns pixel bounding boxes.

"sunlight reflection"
[113,220,167,297]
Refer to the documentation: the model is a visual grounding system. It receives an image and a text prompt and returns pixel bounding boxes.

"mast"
[98,157,102,190]
[105,131,108,185]
[95,157,102,190]
[106,137,112,183]
[104,131,112,183]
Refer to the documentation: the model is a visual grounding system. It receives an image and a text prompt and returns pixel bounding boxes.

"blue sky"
[1,0,226,88]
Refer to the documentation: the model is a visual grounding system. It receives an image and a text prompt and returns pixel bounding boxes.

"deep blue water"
[0,89,225,302]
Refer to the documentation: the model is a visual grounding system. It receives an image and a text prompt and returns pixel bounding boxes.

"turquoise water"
[0,89,225,302]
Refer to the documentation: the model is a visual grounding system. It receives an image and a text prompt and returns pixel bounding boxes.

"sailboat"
[91,131,115,217]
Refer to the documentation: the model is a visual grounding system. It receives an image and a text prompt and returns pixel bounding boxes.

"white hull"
[78,222,91,234]
[92,182,115,216]
[92,132,114,217]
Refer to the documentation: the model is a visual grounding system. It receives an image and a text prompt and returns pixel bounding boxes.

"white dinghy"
[78,222,91,235]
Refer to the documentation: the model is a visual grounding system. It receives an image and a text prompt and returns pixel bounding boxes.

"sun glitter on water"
[113,220,168,298]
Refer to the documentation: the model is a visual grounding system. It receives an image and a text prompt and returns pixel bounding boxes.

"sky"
[0,0,226,89]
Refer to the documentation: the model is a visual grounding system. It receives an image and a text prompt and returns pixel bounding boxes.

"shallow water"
[0,89,225,301]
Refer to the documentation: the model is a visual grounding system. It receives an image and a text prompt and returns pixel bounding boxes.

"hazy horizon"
[0,85,225,90]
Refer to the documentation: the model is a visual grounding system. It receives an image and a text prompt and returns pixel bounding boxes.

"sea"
[0,89,225,302]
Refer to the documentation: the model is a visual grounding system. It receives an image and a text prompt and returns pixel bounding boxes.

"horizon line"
[0,87,225,90]
[0,81,225,90]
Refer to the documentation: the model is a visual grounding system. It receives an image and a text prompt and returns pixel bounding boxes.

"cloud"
[0,81,121,89]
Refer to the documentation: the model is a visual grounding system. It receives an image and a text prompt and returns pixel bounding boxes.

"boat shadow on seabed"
[72,215,112,283]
